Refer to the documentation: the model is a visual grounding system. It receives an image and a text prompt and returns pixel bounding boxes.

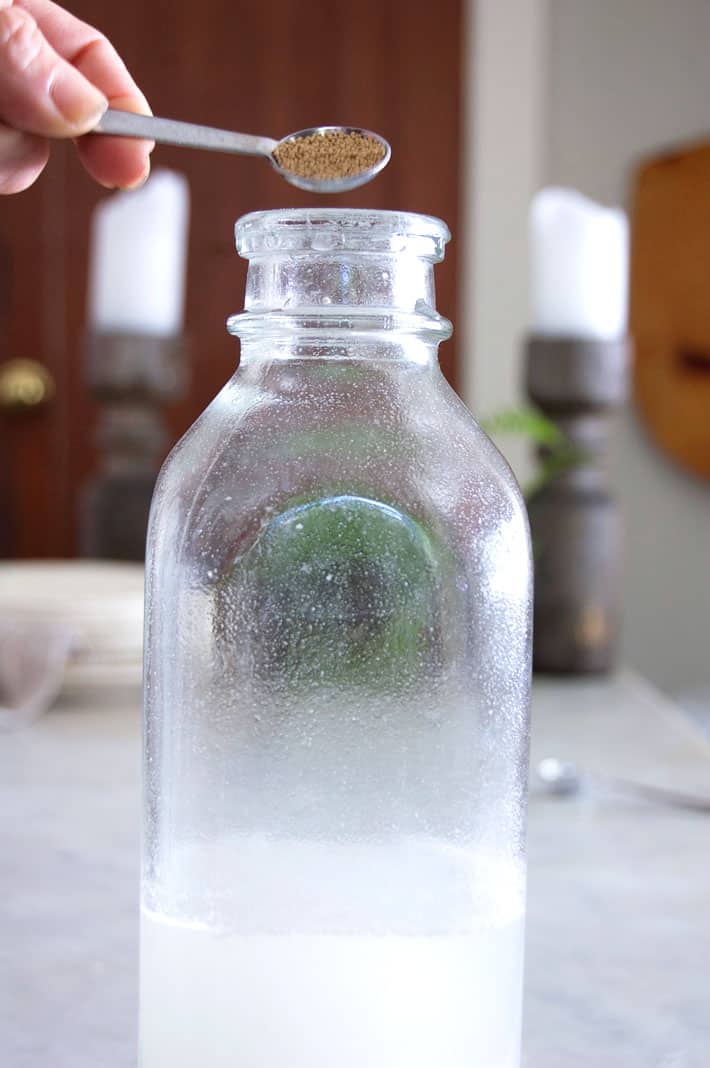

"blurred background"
[469,0,710,712]
[1,0,709,708]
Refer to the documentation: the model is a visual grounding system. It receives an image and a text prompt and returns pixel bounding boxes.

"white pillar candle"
[88,169,190,337]
[529,187,628,339]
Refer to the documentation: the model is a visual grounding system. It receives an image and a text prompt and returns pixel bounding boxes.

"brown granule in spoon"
[273,130,387,180]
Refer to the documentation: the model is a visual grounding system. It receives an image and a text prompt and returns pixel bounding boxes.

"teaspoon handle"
[599,774,710,814]
[93,109,278,160]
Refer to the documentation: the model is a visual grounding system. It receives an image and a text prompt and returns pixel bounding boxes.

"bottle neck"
[228,254,451,356]
[244,251,436,315]
[229,209,453,359]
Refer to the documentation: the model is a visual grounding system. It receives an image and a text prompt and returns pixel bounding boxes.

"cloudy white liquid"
[139,837,525,1068]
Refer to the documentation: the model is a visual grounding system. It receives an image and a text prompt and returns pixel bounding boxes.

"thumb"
[0,3,107,138]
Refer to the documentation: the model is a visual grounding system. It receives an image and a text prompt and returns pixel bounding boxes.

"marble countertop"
[2,671,709,1066]
[525,672,710,1067]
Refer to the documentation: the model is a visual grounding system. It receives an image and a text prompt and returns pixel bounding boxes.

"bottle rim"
[235,209,451,261]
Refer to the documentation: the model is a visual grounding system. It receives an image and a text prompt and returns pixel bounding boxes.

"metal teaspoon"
[536,756,710,814]
[92,110,391,194]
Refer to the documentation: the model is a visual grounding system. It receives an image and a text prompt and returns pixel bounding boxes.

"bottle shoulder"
[431,376,526,503]
[150,365,527,542]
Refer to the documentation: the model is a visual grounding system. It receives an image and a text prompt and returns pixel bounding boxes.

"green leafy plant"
[480,406,586,499]
[215,493,459,694]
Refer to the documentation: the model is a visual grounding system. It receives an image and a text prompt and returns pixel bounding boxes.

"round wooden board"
[630,141,710,479]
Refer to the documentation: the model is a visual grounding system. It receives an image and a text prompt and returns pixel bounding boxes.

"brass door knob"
[0,359,55,412]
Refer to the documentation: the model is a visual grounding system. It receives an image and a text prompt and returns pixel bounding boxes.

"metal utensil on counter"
[536,756,710,813]
[92,111,391,193]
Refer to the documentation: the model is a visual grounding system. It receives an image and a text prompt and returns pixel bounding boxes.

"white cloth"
[0,619,76,730]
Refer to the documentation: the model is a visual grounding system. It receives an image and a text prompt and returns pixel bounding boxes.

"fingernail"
[50,71,108,131]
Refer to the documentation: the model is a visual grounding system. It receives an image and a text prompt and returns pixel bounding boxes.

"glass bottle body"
[141,210,532,1068]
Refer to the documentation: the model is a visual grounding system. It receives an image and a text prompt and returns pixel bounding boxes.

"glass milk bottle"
[141,209,532,1068]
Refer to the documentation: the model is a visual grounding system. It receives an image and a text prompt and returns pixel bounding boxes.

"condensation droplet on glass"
[325,573,333,582]
[295,522,304,531]
[310,231,339,252]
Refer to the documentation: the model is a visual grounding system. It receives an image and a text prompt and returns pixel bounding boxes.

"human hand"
[0,0,153,194]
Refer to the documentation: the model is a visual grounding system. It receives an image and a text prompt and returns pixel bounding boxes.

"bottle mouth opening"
[235,209,451,261]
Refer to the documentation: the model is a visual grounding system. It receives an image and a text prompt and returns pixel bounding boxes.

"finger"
[0,3,107,136]
[78,98,153,191]
[19,0,153,189]
[73,42,153,190]
[0,120,48,192]
[19,0,127,63]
